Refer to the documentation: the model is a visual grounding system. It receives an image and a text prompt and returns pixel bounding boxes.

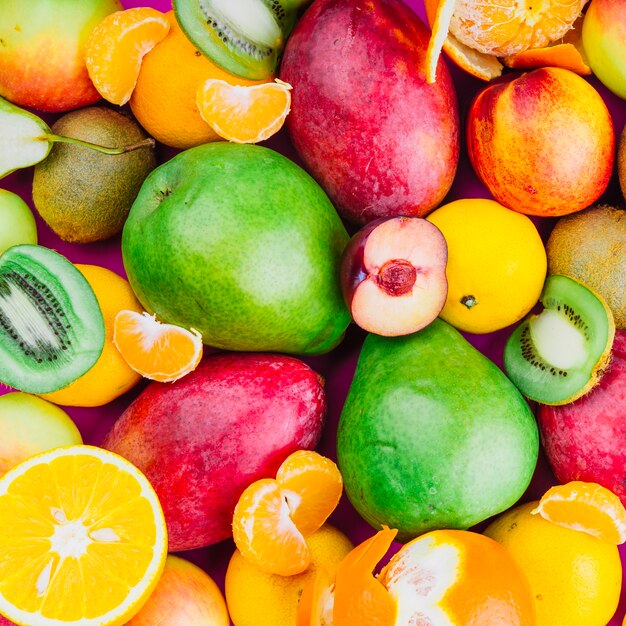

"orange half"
[197,78,292,144]
[85,8,170,105]
[113,310,203,383]
[532,481,626,545]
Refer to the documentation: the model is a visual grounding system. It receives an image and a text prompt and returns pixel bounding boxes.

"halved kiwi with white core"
[504,274,615,405]
[0,245,105,393]
[173,0,305,79]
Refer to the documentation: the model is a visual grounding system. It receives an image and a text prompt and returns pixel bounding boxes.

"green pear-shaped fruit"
[337,318,539,542]
[122,142,350,355]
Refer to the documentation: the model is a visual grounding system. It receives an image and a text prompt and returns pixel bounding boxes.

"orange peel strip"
[425,0,457,84]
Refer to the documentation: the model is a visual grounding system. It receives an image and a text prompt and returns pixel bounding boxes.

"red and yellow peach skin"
[467,67,614,217]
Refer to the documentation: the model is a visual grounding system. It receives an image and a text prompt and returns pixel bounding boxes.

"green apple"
[122,142,350,355]
[0,189,37,255]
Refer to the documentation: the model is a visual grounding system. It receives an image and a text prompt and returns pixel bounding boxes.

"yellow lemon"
[40,265,142,407]
[0,445,167,625]
[485,501,622,626]
[225,524,353,626]
[427,198,547,334]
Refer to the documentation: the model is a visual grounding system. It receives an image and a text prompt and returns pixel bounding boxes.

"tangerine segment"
[379,529,535,625]
[424,0,503,81]
[113,310,203,383]
[449,0,588,57]
[333,527,398,626]
[0,445,167,626]
[232,479,310,576]
[532,481,626,545]
[197,78,292,144]
[276,450,343,537]
[85,8,170,105]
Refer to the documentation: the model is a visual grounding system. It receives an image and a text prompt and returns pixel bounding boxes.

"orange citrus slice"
[232,451,343,576]
[424,0,503,81]
[532,481,626,545]
[113,310,203,383]
[378,529,535,625]
[85,8,170,105]
[196,78,292,144]
[449,0,588,57]
[0,445,167,626]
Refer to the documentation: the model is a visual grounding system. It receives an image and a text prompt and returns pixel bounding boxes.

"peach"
[126,555,229,626]
[0,392,82,476]
[467,67,615,217]
[582,0,626,100]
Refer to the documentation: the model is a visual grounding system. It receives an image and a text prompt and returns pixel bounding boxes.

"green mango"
[337,318,539,542]
[122,142,350,355]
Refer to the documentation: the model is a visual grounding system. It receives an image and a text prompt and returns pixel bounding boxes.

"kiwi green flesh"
[173,0,282,80]
[504,274,613,405]
[0,244,105,393]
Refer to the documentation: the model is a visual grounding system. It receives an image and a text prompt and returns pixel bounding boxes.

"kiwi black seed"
[504,274,615,406]
[173,0,296,79]
[0,245,105,394]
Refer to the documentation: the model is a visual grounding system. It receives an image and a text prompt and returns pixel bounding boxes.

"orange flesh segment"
[232,479,310,576]
[532,481,626,544]
[196,78,292,144]
[276,450,343,537]
[85,8,170,105]
[424,0,502,81]
[333,527,398,626]
[113,310,203,383]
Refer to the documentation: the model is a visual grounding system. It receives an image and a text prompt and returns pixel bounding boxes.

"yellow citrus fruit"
[427,198,547,334]
[129,11,264,150]
[85,7,170,106]
[0,445,168,625]
[485,500,622,626]
[40,265,142,408]
[225,524,353,626]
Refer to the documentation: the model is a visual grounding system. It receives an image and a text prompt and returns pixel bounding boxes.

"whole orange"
[129,11,264,150]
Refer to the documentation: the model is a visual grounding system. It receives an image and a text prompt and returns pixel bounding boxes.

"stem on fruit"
[43,134,155,155]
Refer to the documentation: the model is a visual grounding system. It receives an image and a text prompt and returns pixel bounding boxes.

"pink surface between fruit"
[1,0,625,624]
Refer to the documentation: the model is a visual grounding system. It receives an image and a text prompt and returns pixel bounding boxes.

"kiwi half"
[0,245,105,393]
[172,0,305,79]
[504,274,615,405]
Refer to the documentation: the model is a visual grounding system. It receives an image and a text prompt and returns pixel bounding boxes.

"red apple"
[538,330,626,503]
[126,555,229,626]
[102,353,326,551]
[340,217,448,336]
[279,0,460,225]
[0,0,122,112]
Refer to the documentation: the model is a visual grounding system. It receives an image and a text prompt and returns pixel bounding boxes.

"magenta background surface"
[1,0,625,623]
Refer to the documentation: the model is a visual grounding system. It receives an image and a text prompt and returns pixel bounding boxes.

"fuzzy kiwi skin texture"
[0,245,105,394]
[32,107,156,244]
[547,205,625,329]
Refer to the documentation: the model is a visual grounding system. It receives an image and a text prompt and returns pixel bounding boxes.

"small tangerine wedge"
[85,8,170,105]
[113,310,203,383]
[232,478,310,576]
[0,445,167,626]
[196,78,292,144]
[232,451,343,576]
[378,529,535,625]
[424,0,503,81]
[276,450,343,537]
[532,481,626,545]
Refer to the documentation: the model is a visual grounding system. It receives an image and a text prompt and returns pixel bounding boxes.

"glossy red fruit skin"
[539,330,626,503]
[280,0,460,225]
[102,353,326,551]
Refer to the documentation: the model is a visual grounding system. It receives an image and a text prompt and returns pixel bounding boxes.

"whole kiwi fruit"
[32,107,156,243]
[546,204,625,328]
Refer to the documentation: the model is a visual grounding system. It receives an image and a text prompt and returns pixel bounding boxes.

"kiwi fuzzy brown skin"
[504,274,615,406]
[0,245,105,394]
[547,204,625,328]
[32,107,156,244]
